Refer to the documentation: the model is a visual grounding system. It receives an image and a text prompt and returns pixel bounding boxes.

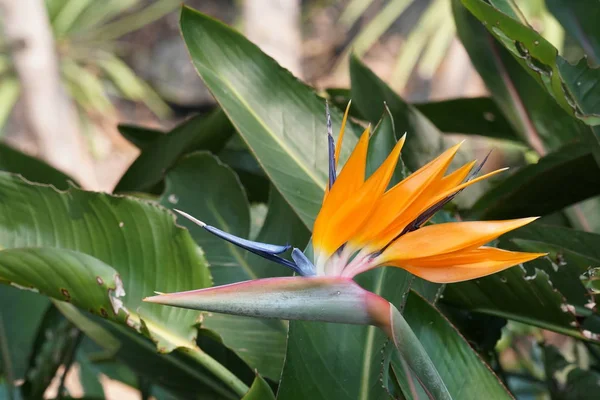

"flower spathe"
[166,102,543,284]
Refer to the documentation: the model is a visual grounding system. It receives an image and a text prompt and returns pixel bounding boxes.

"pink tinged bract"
[144,276,390,327]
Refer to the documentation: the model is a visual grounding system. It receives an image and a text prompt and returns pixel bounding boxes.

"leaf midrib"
[196,64,327,192]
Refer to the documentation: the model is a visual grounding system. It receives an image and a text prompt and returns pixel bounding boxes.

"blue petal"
[174,209,303,274]
[204,225,291,255]
[291,248,316,276]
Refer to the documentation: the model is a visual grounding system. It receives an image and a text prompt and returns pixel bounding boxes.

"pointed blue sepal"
[174,209,305,275]
[291,248,316,276]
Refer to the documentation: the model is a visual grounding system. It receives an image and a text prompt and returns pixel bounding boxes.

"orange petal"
[351,141,463,249]
[405,246,545,267]
[377,217,538,263]
[388,248,544,283]
[313,134,405,258]
[438,161,476,193]
[334,101,352,168]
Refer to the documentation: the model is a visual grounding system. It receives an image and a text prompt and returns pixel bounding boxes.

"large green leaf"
[115,108,234,193]
[546,0,600,65]
[460,0,600,126]
[0,173,211,351]
[390,293,511,399]
[276,268,413,400]
[452,0,592,154]
[443,265,581,338]
[159,152,309,379]
[469,142,600,219]
[0,248,127,325]
[180,6,360,228]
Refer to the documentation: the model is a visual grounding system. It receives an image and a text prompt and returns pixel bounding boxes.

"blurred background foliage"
[0,0,600,399]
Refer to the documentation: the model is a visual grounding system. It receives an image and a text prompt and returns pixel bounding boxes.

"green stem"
[179,346,249,398]
[383,303,452,400]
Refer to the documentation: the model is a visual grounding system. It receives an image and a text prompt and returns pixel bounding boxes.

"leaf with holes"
[460,0,600,126]
[0,172,211,351]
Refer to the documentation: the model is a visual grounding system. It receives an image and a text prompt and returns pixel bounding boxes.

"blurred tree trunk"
[243,0,303,79]
[0,0,97,188]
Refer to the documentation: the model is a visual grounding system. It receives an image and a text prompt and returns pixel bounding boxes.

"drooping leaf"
[115,108,235,193]
[0,173,210,351]
[159,152,309,379]
[180,6,360,228]
[469,142,600,219]
[460,0,600,126]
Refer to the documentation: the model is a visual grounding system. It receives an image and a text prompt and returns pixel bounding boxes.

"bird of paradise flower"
[145,102,544,398]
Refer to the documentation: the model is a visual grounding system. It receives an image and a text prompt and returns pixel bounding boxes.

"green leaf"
[546,0,600,65]
[349,55,469,174]
[503,224,600,313]
[218,137,270,203]
[115,108,235,193]
[159,152,309,379]
[117,124,163,150]
[414,97,520,141]
[242,375,275,400]
[180,6,360,228]
[276,269,413,400]
[0,249,127,326]
[0,143,75,189]
[0,173,210,352]
[391,292,511,400]
[460,0,600,126]
[0,287,49,381]
[469,142,600,219]
[452,0,592,153]
[441,223,600,341]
